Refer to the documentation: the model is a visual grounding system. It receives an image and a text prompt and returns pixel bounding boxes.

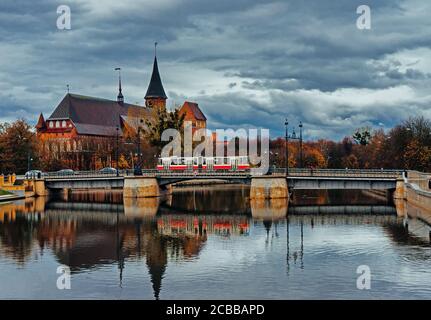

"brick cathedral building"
[36,53,207,170]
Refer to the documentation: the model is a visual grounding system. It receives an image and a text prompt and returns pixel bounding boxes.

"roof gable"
[180,101,207,121]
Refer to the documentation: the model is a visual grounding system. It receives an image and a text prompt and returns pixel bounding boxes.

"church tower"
[145,43,167,109]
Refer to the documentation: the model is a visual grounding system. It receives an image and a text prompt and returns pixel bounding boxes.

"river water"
[0,186,430,299]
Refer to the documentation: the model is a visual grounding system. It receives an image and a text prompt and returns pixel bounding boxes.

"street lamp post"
[299,121,303,168]
[115,126,119,177]
[134,119,144,175]
[27,152,33,172]
[285,119,288,176]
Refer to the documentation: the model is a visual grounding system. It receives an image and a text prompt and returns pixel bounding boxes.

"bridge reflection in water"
[0,187,430,299]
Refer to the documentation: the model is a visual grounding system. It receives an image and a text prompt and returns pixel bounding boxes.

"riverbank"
[0,189,25,202]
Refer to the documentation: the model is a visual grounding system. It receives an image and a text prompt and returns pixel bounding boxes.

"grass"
[0,189,13,196]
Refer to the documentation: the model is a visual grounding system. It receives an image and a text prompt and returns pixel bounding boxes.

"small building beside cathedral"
[179,101,207,134]
[36,53,207,170]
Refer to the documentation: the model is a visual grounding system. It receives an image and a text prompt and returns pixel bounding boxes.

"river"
[0,186,430,299]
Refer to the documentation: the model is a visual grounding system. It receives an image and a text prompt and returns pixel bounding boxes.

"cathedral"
[36,52,207,170]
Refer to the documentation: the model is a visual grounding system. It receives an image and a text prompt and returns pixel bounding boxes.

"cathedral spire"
[35,113,46,131]
[115,67,124,104]
[145,43,167,108]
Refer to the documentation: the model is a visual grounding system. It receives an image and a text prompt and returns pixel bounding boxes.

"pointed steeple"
[115,67,124,105]
[35,113,46,131]
[145,43,167,108]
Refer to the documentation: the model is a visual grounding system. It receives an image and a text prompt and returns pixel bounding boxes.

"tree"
[0,119,38,174]
[302,144,326,168]
[145,107,185,154]
[353,127,372,146]
[342,154,360,169]
[404,139,431,171]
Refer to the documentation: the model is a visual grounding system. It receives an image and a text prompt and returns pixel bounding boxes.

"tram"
[157,156,250,171]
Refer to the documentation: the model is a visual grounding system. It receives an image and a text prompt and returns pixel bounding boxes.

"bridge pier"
[123,177,162,198]
[250,198,288,220]
[25,179,49,197]
[394,179,406,200]
[250,177,288,199]
[123,197,159,216]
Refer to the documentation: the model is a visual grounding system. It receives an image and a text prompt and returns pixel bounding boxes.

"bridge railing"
[140,170,251,177]
[42,167,404,179]
[44,169,135,179]
[282,168,403,178]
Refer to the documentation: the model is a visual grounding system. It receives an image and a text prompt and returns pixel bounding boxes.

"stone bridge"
[25,168,403,199]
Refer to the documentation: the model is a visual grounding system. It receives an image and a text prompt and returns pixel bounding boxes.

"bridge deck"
[42,168,403,180]
[36,168,404,191]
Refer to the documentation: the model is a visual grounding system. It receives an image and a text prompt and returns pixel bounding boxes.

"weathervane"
[115,67,122,83]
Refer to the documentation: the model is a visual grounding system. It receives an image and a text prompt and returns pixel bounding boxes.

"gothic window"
[62,120,67,127]
[49,121,53,128]
[55,121,60,128]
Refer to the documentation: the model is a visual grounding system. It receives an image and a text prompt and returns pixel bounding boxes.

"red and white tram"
[157,156,250,171]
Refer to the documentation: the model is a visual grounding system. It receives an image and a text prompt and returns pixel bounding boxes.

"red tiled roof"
[181,101,206,121]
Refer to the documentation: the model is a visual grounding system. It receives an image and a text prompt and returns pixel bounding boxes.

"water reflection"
[0,187,430,299]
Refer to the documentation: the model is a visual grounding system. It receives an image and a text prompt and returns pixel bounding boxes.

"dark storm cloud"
[1,0,431,140]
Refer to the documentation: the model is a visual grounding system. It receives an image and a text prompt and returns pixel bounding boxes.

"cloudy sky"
[1,0,431,140]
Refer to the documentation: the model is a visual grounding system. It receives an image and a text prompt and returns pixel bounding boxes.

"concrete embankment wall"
[398,171,431,223]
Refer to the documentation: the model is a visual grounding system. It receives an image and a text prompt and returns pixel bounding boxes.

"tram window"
[203,158,206,165]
